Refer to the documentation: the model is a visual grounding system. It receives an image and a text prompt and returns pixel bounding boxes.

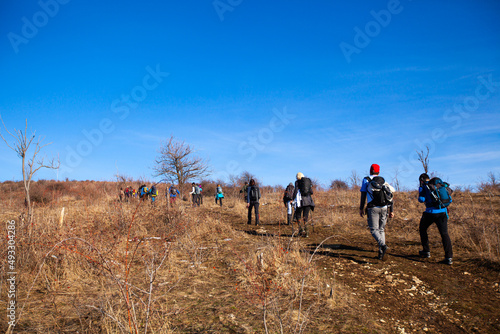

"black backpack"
[367,176,393,206]
[427,177,453,208]
[283,185,294,201]
[249,186,259,201]
[299,177,312,196]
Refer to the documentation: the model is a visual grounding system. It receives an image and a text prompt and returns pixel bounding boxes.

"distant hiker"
[417,173,454,265]
[215,184,224,207]
[139,184,150,201]
[246,179,261,225]
[240,182,249,202]
[283,182,295,225]
[190,182,201,207]
[168,184,180,205]
[198,184,204,205]
[119,188,124,202]
[293,173,315,237]
[359,164,395,260]
[132,188,137,198]
[124,187,130,201]
[150,184,158,204]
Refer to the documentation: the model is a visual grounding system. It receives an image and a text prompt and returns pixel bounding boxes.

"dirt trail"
[228,211,500,334]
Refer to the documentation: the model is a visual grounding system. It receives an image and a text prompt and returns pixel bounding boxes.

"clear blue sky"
[1,0,499,189]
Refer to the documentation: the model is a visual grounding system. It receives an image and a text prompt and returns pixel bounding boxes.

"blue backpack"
[427,177,453,208]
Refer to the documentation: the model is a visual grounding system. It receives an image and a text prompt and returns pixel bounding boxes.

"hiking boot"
[419,251,431,258]
[247,221,251,225]
[440,258,453,265]
[379,245,388,260]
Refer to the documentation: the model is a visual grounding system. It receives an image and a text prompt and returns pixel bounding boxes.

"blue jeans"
[367,206,388,248]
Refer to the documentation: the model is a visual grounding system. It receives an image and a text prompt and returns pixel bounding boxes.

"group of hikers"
[118,163,454,265]
[119,184,180,205]
[357,164,453,265]
[240,164,453,265]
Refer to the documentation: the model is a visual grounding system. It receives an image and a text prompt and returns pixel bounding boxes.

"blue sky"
[1,0,499,189]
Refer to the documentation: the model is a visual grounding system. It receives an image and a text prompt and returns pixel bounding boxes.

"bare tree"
[153,136,211,191]
[238,170,257,184]
[348,169,361,189]
[392,167,401,192]
[0,117,60,221]
[416,145,430,173]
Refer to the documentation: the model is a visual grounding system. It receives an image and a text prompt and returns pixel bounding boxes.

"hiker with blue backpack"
[215,184,224,207]
[293,173,315,237]
[150,184,158,204]
[139,184,150,202]
[168,184,180,205]
[359,164,395,260]
[418,173,453,265]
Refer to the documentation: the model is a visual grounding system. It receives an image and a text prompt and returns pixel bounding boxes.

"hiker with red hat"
[359,164,395,260]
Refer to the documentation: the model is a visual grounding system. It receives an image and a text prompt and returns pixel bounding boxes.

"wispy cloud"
[434,150,500,163]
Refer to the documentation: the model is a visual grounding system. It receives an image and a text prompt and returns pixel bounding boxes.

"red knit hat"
[370,164,380,174]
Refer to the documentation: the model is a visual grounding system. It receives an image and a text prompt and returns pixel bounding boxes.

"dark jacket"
[247,186,261,203]
[293,179,315,208]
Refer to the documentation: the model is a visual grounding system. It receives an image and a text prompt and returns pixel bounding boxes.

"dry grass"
[0,180,499,332]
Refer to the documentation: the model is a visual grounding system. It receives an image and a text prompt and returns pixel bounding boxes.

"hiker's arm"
[359,192,367,217]
[418,186,426,203]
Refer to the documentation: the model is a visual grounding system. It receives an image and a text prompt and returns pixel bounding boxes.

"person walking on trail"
[293,172,315,237]
[359,164,395,260]
[168,184,180,206]
[119,187,124,202]
[283,182,295,225]
[139,184,150,202]
[150,184,158,204]
[246,179,261,225]
[190,182,201,207]
[240,182,249,202]
[124,187,130,202]
[215,184,224,207]
[417,173,454,265]
[198,184,203,205]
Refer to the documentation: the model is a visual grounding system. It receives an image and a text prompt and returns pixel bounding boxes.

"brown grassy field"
[1,180,499,333]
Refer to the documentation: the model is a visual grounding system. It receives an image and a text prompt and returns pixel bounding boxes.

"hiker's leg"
[254,203,260,225]
[247,203,253,224]
[303,206,311,223]
[302,206,311,236]
[419,212,433,253]
[435,212,453,259]
[220,198,223,207]
[367,207,384,247]
[378,206,388,246]
[295,207,303,232]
